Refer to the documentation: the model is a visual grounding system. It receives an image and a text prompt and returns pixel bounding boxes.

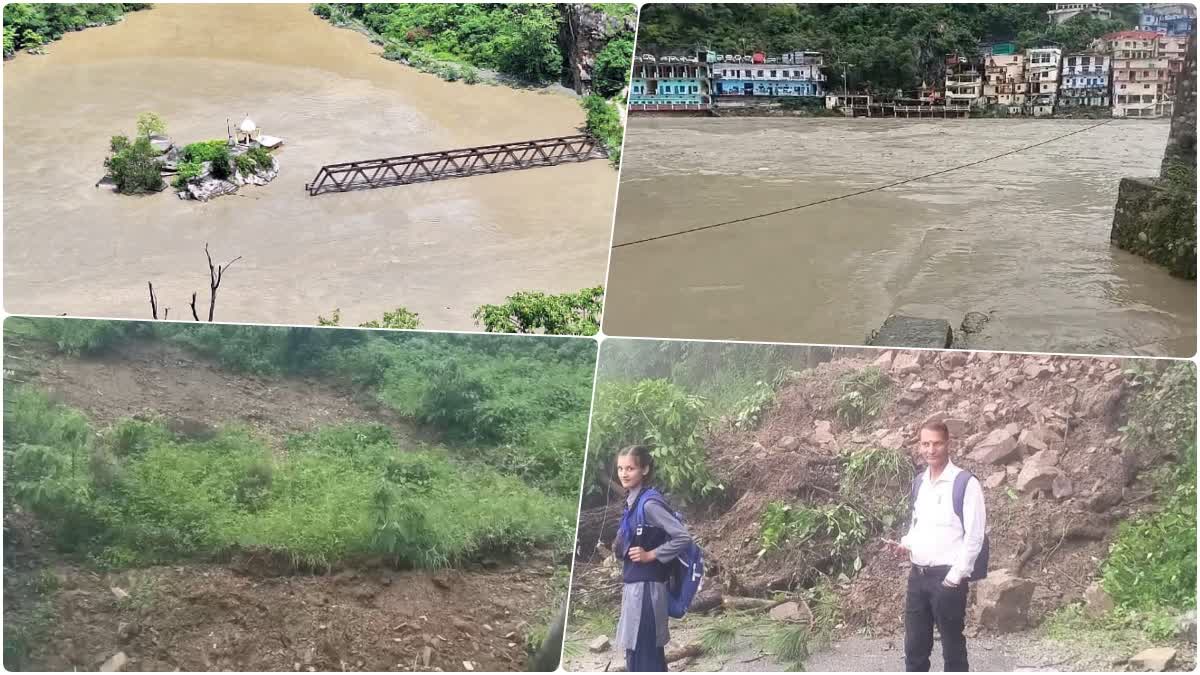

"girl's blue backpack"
[634,490,706,619]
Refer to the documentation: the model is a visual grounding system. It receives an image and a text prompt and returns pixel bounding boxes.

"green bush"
[834,367,890,428]
[473,286,603,336]
[582,95,623,168]
[208,145,232,180]
[105,135,164,194]
[588,379,717,501]
[244,145,274,172]
[2,3,147,55]
[180,140,230,163]
[22,317,134,356]
[360,307,422,330]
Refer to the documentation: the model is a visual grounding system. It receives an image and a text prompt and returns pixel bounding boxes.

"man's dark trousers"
[904,565,969,672]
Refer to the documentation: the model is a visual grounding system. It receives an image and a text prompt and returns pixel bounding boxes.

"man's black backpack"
[909,470,989,581]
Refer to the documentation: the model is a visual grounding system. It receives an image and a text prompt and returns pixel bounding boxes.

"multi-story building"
[1058,53,1111,109]
[1158,33,1191,97]
[1106,30,1172,117]
[1048,3,1112,25]
[944,54,984,108]
[711,51,826,97]
[1139,4,1196,37]
[1025,47,1062,116]
[983,52,1028,111]
[628,52,714,111]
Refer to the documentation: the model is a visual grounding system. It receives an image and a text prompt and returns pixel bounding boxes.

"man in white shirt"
[885,421,987,672]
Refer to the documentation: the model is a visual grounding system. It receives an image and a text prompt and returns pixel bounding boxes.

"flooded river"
[4,4,615,329]
[605,117,1196,356]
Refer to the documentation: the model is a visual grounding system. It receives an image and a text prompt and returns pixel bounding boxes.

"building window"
[770,70,777,77]
[757,70,764,77]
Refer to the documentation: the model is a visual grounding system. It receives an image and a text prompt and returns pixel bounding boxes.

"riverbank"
[2,3,150,59]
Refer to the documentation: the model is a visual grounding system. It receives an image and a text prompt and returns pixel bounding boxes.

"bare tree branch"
[190,292,200,322]
[205,242,243,322]
[148,281,159,320]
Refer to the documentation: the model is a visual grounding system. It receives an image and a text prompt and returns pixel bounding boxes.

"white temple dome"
[239,117,257,133]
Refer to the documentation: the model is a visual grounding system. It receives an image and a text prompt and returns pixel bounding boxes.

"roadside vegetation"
[1047,362,1197,646]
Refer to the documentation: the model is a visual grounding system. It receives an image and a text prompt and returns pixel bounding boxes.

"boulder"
[937,380,953,391]
[1023,363,1056,379]
[588,636,610,653]
[972,570,1035,632]
[1017,427,1050,454]
[892,353,922,375]
[184,176,239,202]
[970,428,1020,465]
[777,435,800,452]
[769,601,806,623]
[1051,474,1074,499]
[1129,647,1176,671]
[1083,581,1114,619]
[985,471,1006,490]
[100,652,129,672]
[1016,451,1062,493]
[812,421,835,446]
[940,351,969,369]
[872,350,895,369]
[898,390,927,407]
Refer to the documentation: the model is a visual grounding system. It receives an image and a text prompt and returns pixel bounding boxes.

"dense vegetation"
[2,3,149,57]
[4,390,575,571]
[637,3,1137,94]
[11,317,596,502]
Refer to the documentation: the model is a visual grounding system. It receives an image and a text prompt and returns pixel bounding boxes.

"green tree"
[136,112,167,138]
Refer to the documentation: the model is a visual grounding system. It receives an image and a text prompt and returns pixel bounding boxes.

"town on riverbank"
[630,3,1195,119]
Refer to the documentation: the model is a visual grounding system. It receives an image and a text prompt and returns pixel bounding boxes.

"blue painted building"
[712,51,827,98]
[1139,4,1196,37]
[628,51,714,111]
[1059,53,1111,108]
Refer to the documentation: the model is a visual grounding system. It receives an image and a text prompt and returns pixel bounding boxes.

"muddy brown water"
[604,117,1196,357]
[4,4,615,329]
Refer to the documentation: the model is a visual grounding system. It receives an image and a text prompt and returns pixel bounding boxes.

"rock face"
[557,4,637,95]
[184,176,239,202]
[972,570,1035,632]
[970,428,1020,465]
[1129,647,1177,672]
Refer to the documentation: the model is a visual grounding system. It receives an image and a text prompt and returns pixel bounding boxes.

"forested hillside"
[637,3,1138,93]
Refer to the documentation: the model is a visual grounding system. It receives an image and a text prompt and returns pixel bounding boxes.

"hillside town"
[629,3,1196,118]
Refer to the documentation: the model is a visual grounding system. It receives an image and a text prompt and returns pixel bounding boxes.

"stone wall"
[1162,25,1197,175]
